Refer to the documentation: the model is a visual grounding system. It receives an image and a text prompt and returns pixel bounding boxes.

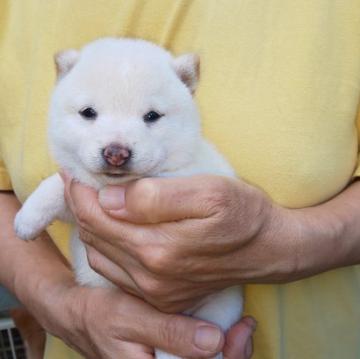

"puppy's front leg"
[14,173,71,241]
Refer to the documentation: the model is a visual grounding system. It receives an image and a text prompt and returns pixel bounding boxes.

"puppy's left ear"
[54,49,79,80]
[173,54,200,94]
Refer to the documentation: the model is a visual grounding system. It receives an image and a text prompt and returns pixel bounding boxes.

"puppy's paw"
[14,210,44,241]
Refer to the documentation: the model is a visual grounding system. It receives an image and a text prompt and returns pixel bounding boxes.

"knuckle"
[137,274,167,298]
[75,204,97,230]
[79,229,96,246]
[202,177,233,215]
[141,246,171,274]
[160,315,185,345]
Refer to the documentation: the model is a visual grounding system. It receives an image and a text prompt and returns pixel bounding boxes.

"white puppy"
[14,38,243,359]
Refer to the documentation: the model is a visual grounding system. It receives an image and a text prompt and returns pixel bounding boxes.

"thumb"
[223,316,257,359]
[98,175,234,224]
[127,296,224,358]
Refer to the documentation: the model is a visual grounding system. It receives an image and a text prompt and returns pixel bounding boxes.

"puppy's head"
[49,38,201,185]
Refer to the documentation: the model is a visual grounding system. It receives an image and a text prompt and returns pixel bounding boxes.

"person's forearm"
[0,192,75,315]
[282,180,360,280]
[0,192,248,358]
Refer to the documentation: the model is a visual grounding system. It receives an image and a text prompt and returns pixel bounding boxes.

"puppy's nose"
[102,144,131,167]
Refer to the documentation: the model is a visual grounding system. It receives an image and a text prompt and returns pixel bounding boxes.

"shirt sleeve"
[0,157,12,190]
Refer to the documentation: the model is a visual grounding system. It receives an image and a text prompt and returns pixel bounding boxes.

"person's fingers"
[80,229,135,268]
[84,237,206,312]
[80,228,152,289]
[60,171,146,252]
[98,175,236,224]
[127,296,225,359]
[84,244,141,297]
[223,316,257,359]
[106,341,154,359]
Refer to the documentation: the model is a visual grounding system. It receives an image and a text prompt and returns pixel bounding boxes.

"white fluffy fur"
[14,38,243,359]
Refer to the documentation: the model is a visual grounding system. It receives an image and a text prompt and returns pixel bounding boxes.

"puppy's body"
[15,38,243,359]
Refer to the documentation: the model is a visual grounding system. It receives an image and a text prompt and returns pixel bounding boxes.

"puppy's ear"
[54,50,79,79]
[173,54,200,94]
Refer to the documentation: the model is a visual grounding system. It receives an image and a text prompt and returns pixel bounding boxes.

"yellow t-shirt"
[1,1,360,358]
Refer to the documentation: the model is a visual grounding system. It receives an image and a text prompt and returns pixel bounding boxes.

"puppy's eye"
[143,111,163,123]
[79,107,97,120]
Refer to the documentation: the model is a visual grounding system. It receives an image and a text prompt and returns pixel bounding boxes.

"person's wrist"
[13,253,77,334]
[48,284,88,341]
[254,201,303,282]
[280,205,343,282]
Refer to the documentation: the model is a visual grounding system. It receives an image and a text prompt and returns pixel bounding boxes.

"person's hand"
[62,173,298,312]
[42,280,257,359]
[1,191,255,359]
[61,173,265,358]
[27,277,235,359]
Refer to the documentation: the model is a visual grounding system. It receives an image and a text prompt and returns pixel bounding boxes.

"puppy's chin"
[103,172,128,178]
[100,172,141,185]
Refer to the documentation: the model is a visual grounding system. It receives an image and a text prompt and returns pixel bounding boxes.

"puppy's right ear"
[54,50,79,79]
[173,54,200,94]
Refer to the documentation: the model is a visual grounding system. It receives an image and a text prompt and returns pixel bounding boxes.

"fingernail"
[99,186,125,210]
[243,317,257,332]
[248,319,257,332]
[194,326,223,352]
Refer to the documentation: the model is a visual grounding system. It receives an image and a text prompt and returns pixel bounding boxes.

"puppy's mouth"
[100,170,141,180]
[103,172,128,178]
[100,166,131,178]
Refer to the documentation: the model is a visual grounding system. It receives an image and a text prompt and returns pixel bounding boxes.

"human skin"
[61,173,360,314]
[0,191,255,359]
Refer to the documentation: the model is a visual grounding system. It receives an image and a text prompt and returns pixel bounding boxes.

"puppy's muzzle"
[102,143,131,167]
